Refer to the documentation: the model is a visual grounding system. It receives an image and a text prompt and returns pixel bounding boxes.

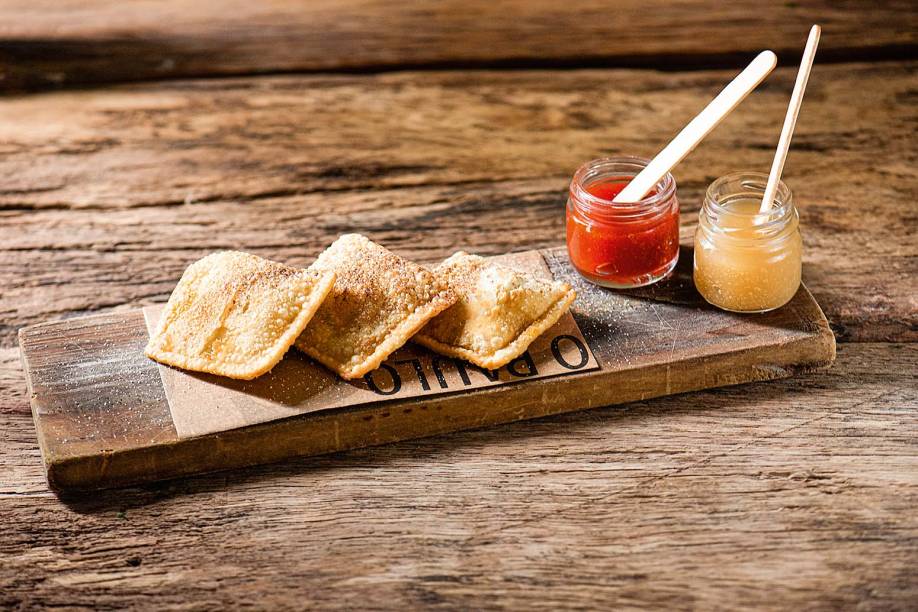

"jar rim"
[705,171,794,220]
[701,171,798,241]
[570,156,676,220]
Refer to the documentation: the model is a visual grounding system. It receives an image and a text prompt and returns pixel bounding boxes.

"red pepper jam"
[566,157,680,288]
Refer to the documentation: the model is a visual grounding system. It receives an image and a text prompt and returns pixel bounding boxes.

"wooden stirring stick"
[614,50,777,204]
[760,25,821,214]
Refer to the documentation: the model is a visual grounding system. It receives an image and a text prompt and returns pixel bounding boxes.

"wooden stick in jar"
[759,25,821,214]
[614,50,777,204]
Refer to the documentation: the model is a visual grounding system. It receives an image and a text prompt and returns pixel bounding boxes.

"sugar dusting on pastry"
[145,251,335,380]
[414,251,576,369]
[294,234,457,380]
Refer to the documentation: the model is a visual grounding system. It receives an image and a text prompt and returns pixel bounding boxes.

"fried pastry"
[145,251,335,380]
[414,252,576,369]
[294,234,456,380]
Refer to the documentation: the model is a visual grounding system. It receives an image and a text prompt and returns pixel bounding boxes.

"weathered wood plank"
[0,63,915,343]
[1,342,915,608]
[1,62,914,211]
[1,1,914,91]
[17,246,835,490]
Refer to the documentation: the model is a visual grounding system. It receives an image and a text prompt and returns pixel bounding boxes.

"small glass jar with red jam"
[566,156,680,288]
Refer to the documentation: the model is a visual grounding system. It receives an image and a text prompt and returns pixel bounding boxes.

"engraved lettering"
[364,364,402,395]
[430,357,451,390]
[395,358,431,391]
[550,335,589,370]
[507,351,539,377]
[453,359,472,386]
[470,365,500,382]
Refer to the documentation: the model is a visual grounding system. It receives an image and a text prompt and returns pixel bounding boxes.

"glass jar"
[694,172,802,313]
[566,157,680,288]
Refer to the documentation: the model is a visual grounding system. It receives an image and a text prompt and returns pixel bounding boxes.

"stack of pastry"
[146,234,576,380]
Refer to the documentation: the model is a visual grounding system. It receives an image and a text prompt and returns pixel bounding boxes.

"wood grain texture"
[2,62,915,211]
[0,5,914,605]
[1,342,915,608]
[17,246,835,490]
[0,0,914,91]
[1,62,915,344]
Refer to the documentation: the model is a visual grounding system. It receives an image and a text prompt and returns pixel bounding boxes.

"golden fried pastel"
[145,251,335,380]
[294,234,456,380]
[414,252,576,369]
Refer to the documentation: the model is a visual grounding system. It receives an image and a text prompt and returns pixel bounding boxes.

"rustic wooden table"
[1,2,916,609]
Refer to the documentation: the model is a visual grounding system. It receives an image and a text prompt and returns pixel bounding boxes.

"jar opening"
[570,156,676,222]
[705,172,794,227]
[701,171,798,243]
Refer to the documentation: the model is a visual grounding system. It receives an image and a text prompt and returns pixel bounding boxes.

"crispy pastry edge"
[145,269,337,380]
[413,287,576,370]
[296,289,457,380]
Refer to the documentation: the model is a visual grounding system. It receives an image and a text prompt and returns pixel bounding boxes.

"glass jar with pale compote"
[566,156,680,288]
[694,172,802,313]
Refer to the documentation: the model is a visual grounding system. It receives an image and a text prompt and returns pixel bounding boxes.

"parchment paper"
[143,250,599,438]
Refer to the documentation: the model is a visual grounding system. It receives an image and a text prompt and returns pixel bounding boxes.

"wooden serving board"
[19,246,835,491]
